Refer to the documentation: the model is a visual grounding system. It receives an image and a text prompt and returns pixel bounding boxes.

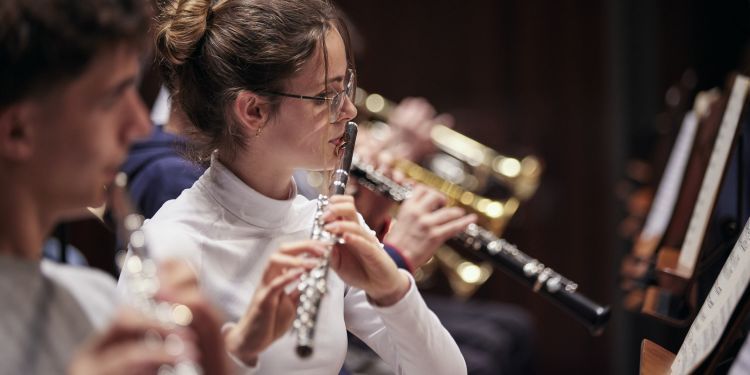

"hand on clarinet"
[384,184,477,269]
[350,146,403,233]
[387,97,454,162]
[224,242,324,366]
[321,195,410,307]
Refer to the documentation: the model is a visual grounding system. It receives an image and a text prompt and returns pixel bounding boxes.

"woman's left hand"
[322,195,410,306]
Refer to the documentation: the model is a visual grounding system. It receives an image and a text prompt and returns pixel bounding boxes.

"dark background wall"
[336,1,750,373]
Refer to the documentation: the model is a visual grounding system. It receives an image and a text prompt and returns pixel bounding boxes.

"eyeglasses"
[264,69,355,124]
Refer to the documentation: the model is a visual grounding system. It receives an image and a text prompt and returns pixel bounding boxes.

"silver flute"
[110,172,203,375]
[293,122,358,358]
[350,161,611,335]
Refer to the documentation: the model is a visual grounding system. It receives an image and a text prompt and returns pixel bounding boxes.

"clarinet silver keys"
[350,161,611,335]
[293,122,358,357]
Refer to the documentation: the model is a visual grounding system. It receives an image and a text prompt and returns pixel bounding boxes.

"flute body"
[111,173,202,375]
[293,122,358,357]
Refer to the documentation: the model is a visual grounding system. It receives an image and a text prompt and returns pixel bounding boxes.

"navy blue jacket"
[120,125,204,219]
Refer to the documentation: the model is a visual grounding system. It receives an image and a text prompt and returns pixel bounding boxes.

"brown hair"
[0,0,150,108]
[156,0,353,161]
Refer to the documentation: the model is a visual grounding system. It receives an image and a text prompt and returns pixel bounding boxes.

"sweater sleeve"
[343,270,467,375]
[383,242,414,273]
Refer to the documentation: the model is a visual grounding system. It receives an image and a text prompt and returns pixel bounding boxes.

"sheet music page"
[641,111,699,240]
[671,218,750,374]
[729,335,750,375]
[678,75,749,273]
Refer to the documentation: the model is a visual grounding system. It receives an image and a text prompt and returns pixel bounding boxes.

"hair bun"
[156,0,213,66]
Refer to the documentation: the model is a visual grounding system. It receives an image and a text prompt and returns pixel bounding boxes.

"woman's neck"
[219,150,296,201]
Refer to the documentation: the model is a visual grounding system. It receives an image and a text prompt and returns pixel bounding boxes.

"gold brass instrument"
[394,158,519,235]
[354,87,543,199]
[353,88,543,298]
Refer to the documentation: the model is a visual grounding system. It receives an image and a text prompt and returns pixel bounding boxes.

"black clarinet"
[293,122,358,357]
[351,162,611,335]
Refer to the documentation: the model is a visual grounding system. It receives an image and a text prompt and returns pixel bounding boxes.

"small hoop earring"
[255,126,264,138]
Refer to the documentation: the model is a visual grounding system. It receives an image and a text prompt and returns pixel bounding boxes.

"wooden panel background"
[336,1,750,373]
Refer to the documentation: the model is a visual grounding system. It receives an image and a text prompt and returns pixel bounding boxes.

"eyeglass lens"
[329,70,354,123]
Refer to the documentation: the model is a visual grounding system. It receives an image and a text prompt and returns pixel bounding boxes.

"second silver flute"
[293,121,358,357]
[110,172,202,375]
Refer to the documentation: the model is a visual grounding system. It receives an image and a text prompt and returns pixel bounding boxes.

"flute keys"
[171,304,193,326]
[298,280,308,291]
[126,256,143,273]
[298,301,316,315]
[297,326,310,339]
[311,268,324,278]
[305,288,316,298]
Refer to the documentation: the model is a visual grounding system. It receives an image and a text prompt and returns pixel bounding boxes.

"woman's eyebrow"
[316,75,344,87]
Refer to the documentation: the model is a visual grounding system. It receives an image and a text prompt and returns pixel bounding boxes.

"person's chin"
[59,199,104,221]
[304,164,333,172]
[301,156,338,171]
[77,185,108,216]
[320,160,339,171]
[89,188,108,208]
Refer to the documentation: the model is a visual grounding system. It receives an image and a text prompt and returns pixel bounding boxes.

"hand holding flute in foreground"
[71,260,229,375]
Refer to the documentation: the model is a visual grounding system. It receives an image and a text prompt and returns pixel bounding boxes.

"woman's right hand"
[224,241,325,366]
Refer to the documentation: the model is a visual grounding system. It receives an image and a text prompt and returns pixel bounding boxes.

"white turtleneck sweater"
[118,158,465,375]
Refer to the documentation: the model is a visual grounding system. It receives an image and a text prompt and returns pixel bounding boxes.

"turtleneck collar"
[198,155,301,229]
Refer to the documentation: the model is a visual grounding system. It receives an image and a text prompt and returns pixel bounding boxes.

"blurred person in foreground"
[0,0,229,373]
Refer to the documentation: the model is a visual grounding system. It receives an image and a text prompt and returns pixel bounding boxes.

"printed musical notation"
[671,218,750,374]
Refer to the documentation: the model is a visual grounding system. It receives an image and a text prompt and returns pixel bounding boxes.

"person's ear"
[0,103,35,161]
[233,91,271,137]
